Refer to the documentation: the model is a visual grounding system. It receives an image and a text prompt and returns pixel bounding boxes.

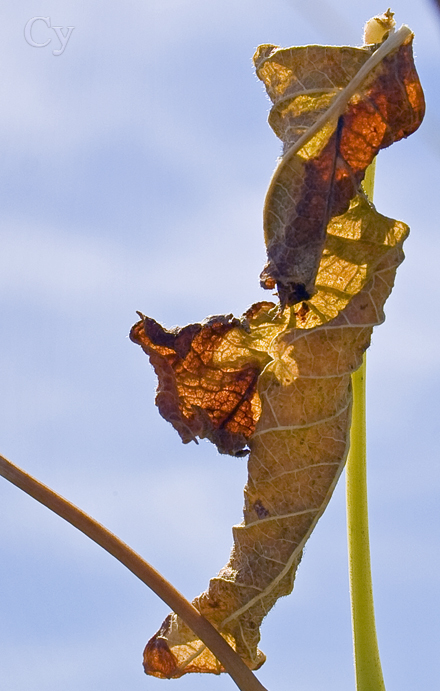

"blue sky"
[0,1,439,690]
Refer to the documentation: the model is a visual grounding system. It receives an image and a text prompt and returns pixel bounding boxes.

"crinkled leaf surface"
[130,27,424,679]
[130,305,285,456]
[256,31,424,307]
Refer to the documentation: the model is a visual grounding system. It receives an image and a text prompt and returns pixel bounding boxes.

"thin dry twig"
[0,453,269,691]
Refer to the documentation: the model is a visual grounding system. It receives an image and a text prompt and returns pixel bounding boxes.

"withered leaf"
[131,25,424,679]
[255,28,424,307]
[130,305,284,456]
[140,196,409,678]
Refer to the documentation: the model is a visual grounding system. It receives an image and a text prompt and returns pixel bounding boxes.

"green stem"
[346,160,386,691]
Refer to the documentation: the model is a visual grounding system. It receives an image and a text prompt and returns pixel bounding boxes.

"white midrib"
[263,24,413,221]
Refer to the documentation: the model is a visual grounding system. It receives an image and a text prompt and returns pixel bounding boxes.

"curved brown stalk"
[0,453,269,691]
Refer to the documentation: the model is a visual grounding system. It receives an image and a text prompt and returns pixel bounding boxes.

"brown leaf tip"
[143,628,179,679]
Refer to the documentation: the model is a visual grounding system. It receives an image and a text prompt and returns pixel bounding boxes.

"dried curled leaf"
[139,198,408,678]
[130,305,285,455]
[255,27,424,307]
[131,25,424,680]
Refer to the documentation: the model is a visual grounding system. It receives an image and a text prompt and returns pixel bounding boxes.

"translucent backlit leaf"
[256,29,424,307]
[130,25,424,678]
[130,304,286,456]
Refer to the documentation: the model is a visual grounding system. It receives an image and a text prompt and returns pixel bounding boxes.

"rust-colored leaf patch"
[130,304,281,455]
